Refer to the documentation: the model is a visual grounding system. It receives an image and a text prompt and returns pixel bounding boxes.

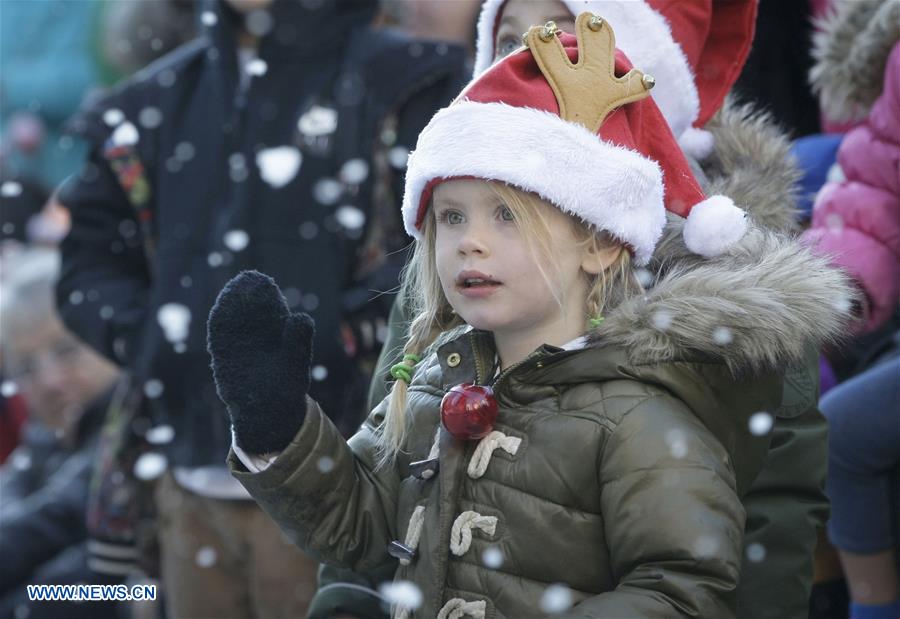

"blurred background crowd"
[0,1,897,618]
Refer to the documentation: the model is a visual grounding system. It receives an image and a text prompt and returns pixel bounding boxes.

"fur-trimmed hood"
[592,223,852,374]
[421,98,851,378]
[809,0,900,122]
[590,97,848,375]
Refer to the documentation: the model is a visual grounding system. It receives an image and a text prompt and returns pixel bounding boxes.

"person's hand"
[207,270,315,454]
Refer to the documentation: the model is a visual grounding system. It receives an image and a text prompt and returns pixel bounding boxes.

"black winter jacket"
[57,0,467,466]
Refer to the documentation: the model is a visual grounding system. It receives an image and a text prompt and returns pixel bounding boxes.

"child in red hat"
[209,14,852,618]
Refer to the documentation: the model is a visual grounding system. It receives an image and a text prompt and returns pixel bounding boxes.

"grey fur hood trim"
[650,99,802,272]
[810,0,900,121]
[700,99,801,234]
[591,224,857,375]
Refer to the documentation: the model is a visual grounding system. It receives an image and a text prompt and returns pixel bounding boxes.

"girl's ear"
[581,240,624,275]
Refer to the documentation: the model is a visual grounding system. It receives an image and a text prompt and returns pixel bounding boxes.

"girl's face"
[495,0,574,60]
[433,179,601,349]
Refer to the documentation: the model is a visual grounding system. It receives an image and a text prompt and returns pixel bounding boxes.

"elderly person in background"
[0,247,120,619]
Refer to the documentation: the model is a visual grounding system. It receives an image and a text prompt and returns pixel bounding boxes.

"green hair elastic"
[589,315,605,329]
[390,353,422,385]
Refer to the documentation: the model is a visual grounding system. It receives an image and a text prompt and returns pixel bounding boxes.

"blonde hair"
[376,182,643,466]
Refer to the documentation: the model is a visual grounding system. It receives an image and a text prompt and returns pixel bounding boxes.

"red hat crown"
[403,13,748,263]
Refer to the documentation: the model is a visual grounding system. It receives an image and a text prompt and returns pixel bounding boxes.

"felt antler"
[525,12,655,133]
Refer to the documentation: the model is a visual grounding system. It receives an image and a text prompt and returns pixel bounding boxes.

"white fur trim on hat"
[473,0,700,138]
[678,127,716,161]
[683,195,748,257]
[402,101,666,265]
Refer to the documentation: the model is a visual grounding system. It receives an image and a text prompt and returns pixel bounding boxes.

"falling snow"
[1,181,23,197]
[138,107,163,129]
[11,450,32,471]
[746,543,766,563]
[224,229,250,252]
[246,10,273,37]
[831,296,852,314]
[111,122,139,146]
[665,428,688,459]
[635,268,654,288]
[157,303,191,343]
[195,546,218,568]
[379,581,423,611]
[299,221,319,240]
[297,105,338,137]
[144,378,164,400]
[335,206,366,230]
[693,535,719,558]
[312,178,343,205]
[339,159,369,185]
[103,108,125,126]
[388,146,409,169]
[175,142,196,161]
[247,58,268,77]
[824,213,844,232]
[482,546,504,569]
[146,424,175,445]
[256,146,302,188]
[749,412,774,436]
[157,69,176,88]
[134,452,168,481]
[651,310,673,331]
[540,584,573,614]
[712,326,733,345]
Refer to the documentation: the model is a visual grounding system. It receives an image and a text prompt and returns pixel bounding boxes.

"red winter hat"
[403,14,748,265]
[474,0,757,152]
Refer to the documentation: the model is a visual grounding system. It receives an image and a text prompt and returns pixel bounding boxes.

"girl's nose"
[457,225,491,257]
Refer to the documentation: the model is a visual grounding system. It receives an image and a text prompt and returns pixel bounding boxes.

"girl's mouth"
[455,271,502,297]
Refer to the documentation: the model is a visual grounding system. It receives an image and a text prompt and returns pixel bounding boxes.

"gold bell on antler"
[539,20,559,41]
[588,15,603,31]
[642,74,656,90]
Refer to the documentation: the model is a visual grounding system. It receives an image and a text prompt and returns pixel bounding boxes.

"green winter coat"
[232,332,770,617]
[230,214,851,617]
[311,101,832,619]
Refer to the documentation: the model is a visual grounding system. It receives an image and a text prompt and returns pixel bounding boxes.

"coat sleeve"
[228,395,400,573]
[563,395,745,618]
[56,146,152,366]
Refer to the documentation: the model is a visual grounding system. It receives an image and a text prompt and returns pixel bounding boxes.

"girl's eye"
[498,206,514,222]
[437,210,465,225]
[496,36,521,59]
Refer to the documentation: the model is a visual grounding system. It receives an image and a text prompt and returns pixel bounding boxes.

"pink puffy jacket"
[804,43,900,333]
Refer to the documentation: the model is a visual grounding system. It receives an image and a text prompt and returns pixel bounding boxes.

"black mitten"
[207,270,315,454]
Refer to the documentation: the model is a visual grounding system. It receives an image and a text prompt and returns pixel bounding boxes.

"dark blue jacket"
[56,0,467,466]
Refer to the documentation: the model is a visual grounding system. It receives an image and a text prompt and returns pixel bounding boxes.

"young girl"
[465,4,833,619]
[208,14,852,618]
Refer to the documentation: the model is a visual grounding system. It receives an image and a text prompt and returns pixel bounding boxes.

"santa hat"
[402,14,748,265]
[473,0,757,159]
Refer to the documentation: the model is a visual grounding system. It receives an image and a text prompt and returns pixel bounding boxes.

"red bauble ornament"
[440,383,499,440]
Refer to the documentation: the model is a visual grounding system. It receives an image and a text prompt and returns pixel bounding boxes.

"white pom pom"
[678,127,715,161]
[683,196,747,257]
